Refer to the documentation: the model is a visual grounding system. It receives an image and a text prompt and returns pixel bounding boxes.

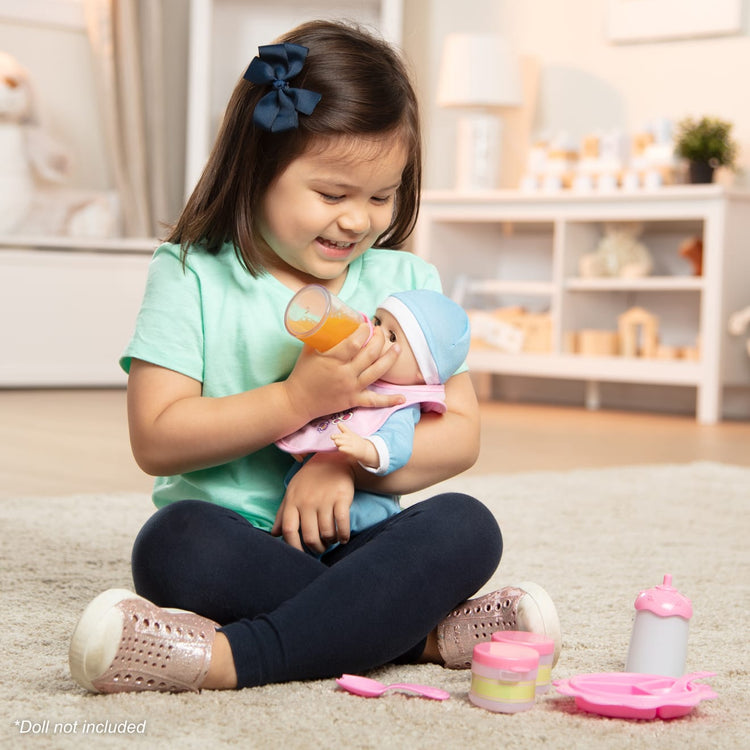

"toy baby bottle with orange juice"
[284,284,369,351]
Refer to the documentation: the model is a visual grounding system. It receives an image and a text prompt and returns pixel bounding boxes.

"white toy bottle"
[625,574,692,677]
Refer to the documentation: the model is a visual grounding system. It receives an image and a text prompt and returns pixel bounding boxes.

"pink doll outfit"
[275,381,446,457]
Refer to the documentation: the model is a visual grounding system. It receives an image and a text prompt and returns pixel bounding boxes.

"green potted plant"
[674,116,738,183]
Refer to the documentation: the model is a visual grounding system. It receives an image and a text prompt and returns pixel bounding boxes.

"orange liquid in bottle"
[296,311,362,351]
[285,284,366,351]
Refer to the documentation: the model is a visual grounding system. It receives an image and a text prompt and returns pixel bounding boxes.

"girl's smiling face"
[258,135,407,292]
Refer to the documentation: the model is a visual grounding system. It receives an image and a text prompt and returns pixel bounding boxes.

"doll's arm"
[352,372,479,495]
[331,424,380,468]
[333,406,419,474]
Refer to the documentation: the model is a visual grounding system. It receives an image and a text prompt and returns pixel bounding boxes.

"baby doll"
[276,289,471,537]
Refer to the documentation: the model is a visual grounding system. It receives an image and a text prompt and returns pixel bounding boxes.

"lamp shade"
[437,33,522,108]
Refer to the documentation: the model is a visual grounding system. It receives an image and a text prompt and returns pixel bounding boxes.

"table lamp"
[437,33,522,191]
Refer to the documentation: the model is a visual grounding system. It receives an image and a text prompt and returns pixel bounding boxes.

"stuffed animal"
[579,222,654,278]
[0,51,71,233]
[728,306,750,357]
[679,236,703,276]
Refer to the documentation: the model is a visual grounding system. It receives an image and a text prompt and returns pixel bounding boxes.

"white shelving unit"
[0,237,155,386]
[414,185,750,423]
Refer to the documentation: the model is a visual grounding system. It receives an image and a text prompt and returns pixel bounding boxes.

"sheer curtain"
[84,0,168,237]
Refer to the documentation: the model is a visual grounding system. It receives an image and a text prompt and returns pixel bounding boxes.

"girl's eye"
[320,193,344,203]
[387,330,397,343]
[372,316,381,327]
[371,195,392,205]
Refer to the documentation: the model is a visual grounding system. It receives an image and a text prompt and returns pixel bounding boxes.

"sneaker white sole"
[517,580,562,666]
[69,588,147,693]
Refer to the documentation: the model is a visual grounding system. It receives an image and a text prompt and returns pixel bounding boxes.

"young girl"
[69,20,560,693]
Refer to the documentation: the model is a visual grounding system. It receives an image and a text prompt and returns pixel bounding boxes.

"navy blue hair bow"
[244,43,322,133]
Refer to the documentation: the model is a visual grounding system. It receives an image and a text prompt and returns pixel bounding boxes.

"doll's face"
[372,308,424,386]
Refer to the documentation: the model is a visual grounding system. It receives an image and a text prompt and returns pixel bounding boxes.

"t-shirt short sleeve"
[120,245,205,382]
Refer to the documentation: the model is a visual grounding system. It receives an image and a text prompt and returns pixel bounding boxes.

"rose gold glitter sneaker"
[436,581,561,669]
[69,589,218,693]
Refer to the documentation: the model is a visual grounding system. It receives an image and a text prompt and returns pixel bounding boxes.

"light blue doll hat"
[378,290,471,385]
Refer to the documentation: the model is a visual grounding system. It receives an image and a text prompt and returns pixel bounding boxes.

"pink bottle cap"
[472,641,539,672]
[492,630,555,656]
[634,574,692,619]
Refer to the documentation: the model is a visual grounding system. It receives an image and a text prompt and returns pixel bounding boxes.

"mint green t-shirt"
[121,242,444,530]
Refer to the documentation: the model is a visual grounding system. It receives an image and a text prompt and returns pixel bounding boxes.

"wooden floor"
[1,389,749,499]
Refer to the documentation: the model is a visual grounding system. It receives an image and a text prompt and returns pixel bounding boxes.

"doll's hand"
[284,324,404,423]
[271,452,354,553]
[331,424,379,469]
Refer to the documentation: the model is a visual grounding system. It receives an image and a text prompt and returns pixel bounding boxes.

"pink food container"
[469,641,539,713]
[492,630,556,694]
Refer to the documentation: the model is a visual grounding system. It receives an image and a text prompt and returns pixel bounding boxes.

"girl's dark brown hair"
[167,20,422,275]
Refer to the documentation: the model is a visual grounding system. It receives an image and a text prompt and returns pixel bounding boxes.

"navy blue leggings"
[131,493,502,688]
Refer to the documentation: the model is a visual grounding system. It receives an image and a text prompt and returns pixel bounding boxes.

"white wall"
[2,1,749,201]
[409,0,750,189]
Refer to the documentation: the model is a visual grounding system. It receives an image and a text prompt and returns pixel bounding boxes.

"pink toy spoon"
[336,674,450,700]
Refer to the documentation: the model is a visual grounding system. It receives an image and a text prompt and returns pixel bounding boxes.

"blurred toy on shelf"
[519,119,682,193]
[573,329,619,356]
[470,303,703,361]
[728,306,750,357]
[0,50,120,238]
[680,343,701,361]
[629,118,681,188]
[519,131,578,192]
[521,132,578,191]
[0,51,70,234]
[618,306,659,358]
[576,130,628,191]
[565,306,700,360]
[579,222,654,278]
[468,307,552,353]
[679,236,703,276]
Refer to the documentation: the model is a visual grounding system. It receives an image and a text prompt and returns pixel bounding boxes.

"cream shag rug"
[1,462,748,749]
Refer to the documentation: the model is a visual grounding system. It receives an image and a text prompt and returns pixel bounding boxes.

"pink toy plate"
[553,672,716,720]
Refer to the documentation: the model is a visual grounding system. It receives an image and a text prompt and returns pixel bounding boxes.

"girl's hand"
[271,452,355,553]
[283,323,404,423]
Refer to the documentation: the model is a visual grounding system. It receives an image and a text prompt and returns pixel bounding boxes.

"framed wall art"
[607,0,743,43]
